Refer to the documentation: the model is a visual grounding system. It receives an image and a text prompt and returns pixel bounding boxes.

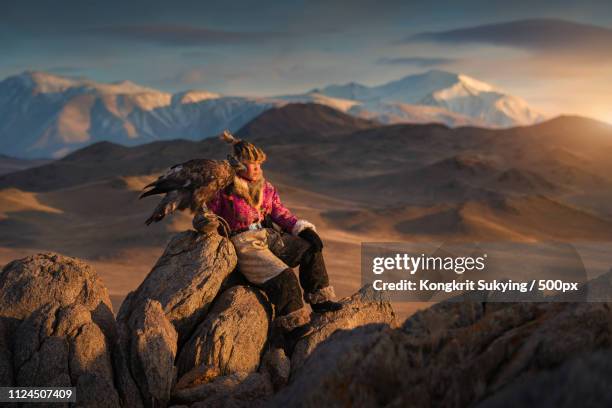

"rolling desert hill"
[0,140,214,192]
[1,103,611,317]
[235,103,378,139]
[0,104,378,193]
[0,154,52,175]
[2,104,611,234]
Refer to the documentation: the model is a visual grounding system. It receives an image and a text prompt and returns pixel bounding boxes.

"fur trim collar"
[229,175,265,210]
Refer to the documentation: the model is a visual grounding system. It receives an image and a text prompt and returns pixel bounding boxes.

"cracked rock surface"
[5,234,610,407]
[291,285,397,374]
[176,285,271,379]
[117,231,237,347]
[270,299,612,408]
[0,253,140,407]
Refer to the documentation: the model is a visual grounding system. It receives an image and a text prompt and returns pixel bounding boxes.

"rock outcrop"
[0,252,115,333]
[115,230,238,407]
[477,349,612,407]
[14,303,121,407]
[171,371,274,407]
[0,253,141,407]
[291,285,397,373]
[176,285,271,379]
[270,299,612,407]
[260,348,291,391]
[3,236,611,407]
[0,318,12,386]
[117,231,237,346]
[126,299,178,407]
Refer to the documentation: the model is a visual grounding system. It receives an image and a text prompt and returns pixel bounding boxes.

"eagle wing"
[140,159,233,225]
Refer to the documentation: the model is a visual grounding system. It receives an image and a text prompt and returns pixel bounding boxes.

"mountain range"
[0,70,544,159]
[281,70,543,128]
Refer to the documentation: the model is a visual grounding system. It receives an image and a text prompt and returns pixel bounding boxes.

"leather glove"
[298,228,323,251]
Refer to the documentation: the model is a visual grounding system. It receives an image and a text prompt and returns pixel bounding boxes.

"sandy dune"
[0,155,52,175]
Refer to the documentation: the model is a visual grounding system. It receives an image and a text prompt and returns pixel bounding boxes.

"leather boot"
[305,285,342,313]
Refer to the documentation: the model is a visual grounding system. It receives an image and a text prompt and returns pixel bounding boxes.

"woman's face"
[239,161,262,181]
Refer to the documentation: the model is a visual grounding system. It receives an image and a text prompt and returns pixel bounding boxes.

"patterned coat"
[205,178,299,234]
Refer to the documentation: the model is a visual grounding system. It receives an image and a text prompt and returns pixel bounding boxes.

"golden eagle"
[139,155,245,226]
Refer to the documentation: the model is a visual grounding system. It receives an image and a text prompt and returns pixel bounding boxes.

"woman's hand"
[298,228,323,251]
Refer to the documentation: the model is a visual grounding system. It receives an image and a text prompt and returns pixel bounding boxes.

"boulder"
[171,372,273,407]
[0,252,115,335]
[477,350,612,407]
[0,318,13,386]
[0,253,141,407]
[291,285,396,373]
[271,300,612,407]
[117,231,237,345]
[260,348,291,390]
[270,324,393,407]
[126,299,178,408]
[13,303,121,407]
[174,365,222,391]
[176,285,271,379]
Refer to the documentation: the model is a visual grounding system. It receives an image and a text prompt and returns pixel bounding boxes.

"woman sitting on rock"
[193,133,341,349]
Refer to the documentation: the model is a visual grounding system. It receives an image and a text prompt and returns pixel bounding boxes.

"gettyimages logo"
[372,253,487,275]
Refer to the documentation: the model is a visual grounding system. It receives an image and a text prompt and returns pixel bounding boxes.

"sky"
[2,0,612,122]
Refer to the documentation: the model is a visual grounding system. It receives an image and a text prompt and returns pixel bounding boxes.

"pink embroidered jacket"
[205,180,298,233]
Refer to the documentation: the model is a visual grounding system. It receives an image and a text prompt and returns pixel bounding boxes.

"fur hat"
[220,130,266,163]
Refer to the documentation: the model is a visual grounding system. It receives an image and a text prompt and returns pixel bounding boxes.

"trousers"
[230,227,330,318]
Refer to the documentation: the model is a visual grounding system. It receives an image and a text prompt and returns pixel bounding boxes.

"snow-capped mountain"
[283,70,544,128]
[349,102,481,127]
[0,71,282,158]
[0,70,544,159]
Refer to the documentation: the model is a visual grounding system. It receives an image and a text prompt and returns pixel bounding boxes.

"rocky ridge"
[0,229,396,407]
[1,228,611,407]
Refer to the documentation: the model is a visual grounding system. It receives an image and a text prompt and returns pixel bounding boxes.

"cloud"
[45,66,86,74]
[174,69,208,85]
[180,50,223,60]
[154,65,253,92]
[377,56,457,67]
[81,24,285,47]
[403,19,612,57]
[155,68,217,88]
